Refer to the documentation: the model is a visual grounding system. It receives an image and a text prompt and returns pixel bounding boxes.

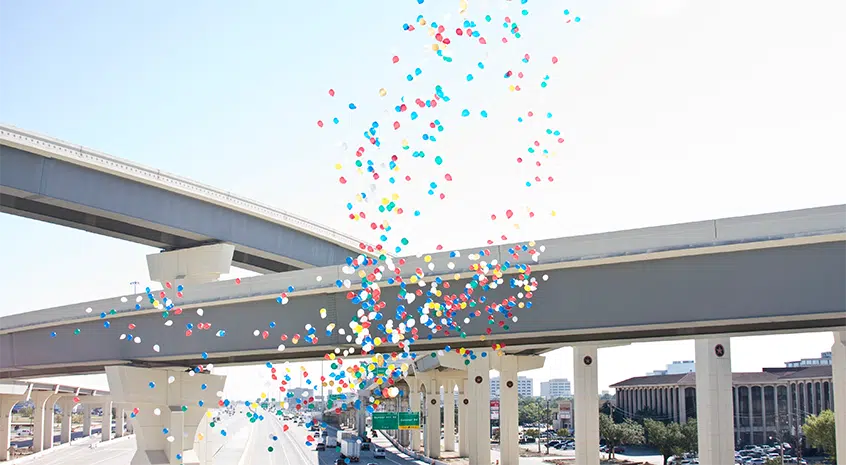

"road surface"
[16,410,423,465]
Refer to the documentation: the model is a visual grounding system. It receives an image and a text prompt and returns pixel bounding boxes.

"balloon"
[378,88,387,97]
[392,56,399,63]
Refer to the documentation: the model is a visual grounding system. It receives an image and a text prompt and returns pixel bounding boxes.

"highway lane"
[20,408,251,465]
[17,435,135,465]
[11,427,104,449]
[17,409,425,465]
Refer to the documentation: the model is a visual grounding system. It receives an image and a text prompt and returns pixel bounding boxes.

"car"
[336,459,346,465]
[373,447,386,458]
[368,463,379,465]
[317,443,326,451]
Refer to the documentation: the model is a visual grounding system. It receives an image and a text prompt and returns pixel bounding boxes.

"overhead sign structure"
[398,412,420,430]
[371,412,398,430]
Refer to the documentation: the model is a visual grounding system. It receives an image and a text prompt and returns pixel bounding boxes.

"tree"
[556,428,568,438]
[644,419,686,465]
[599,414,644,460]
[679,419,697,454]
[802,410,836,462]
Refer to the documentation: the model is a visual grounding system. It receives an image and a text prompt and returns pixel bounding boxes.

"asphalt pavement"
[12,410,424,465]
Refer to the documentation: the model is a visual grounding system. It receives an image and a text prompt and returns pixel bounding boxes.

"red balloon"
[392,56,399,64]
[328,89,335,97]
[506,209,514,219]
[283,424,289,432]
[317,120,324,127]
[552,56,559,64]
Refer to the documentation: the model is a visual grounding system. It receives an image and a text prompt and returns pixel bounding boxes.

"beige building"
[611,364,833,446]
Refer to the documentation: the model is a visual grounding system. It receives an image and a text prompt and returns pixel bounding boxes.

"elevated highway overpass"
[0,124,376,273]
[1,204,844,379]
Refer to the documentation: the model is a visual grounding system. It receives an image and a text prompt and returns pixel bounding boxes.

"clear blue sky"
[1,0,844,399]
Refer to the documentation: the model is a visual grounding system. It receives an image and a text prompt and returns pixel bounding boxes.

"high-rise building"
[645,360,695,376]
[490,377,501,398]
[540,378,572,399]
[490,376,534,398]
[785,351,832,368]
[517,376,534,397]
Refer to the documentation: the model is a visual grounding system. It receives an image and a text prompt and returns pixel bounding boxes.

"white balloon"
[85,307,93,314]
[197,308,204,316]
[153,344,160,352]
[168,376,176,384]
[120,297,128,303]
[164,320,173,327]
[153,408,161,416]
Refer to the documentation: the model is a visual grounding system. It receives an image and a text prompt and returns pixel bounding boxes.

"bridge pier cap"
[106,366,226,465]
[146,243,235,286]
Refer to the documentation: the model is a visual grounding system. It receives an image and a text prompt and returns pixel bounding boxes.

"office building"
[490,376,534,398]
[612,360,832,446]
[540,378,572,399]
[646,360,695,376]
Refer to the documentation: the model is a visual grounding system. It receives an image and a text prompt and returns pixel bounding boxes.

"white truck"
[340,439,361,462]
[338,431,357,442]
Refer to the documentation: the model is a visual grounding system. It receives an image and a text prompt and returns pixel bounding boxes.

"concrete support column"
[467,353,491,465]
[31,389,58,452]
[787,384,794,436]
[670,388,676,423]
[83,404,92,436]
[410,387,422,452]
[166,408,185,464]
[424,378,441,459]
[695,337,735,465]
[574,345,600,465]
[499,356,521,465]
[679,388,687,424]
[102,400,112,442]
[0,385,31,462]
[443,380,456,452]
[115,404,126,438]
[356,392,368,437]
[761,386,767,437]
[59,397,74,444]
[831,331,846,463]
[458,380,469,457]
[106,366,226,465]
[43,393,61,449]
[747,385,755,442]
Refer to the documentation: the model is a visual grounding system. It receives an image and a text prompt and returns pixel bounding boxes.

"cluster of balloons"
[51,0,585,455]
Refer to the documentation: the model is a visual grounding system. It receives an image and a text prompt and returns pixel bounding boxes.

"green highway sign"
[371,412,398,430]
[398,412,420,430]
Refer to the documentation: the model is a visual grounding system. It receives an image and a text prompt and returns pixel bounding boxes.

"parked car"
[373,447,386,458]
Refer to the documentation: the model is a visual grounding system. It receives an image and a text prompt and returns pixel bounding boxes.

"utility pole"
[130,281,140,294]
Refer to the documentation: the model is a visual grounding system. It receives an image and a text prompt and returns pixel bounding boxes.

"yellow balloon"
[379,88,387,97]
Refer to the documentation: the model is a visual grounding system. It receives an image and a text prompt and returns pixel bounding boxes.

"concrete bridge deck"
[0,124,377,273]
[0,205,844,378]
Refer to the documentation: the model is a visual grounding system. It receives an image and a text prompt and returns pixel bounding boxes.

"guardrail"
[0,124,376,254]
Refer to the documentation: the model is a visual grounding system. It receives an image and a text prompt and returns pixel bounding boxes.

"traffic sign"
[371,412,398,430]
[398,412,420,430]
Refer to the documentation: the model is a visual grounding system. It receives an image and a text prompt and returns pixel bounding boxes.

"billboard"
[490,400,500,421]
